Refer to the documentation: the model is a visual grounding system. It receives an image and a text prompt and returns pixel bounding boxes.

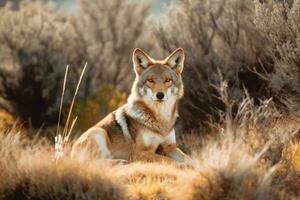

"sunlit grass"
[1,113,299,199]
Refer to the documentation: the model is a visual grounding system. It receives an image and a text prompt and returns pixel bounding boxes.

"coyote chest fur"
[72,48,191,163]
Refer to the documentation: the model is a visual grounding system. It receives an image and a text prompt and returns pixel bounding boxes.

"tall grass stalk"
[55,63,87,161]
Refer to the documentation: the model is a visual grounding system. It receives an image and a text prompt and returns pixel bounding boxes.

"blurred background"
[0,0,299,137]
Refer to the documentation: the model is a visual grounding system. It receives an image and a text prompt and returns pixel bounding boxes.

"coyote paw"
[109,159,128,166]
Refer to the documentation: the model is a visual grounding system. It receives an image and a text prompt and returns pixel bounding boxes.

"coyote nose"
[156,92,164,100]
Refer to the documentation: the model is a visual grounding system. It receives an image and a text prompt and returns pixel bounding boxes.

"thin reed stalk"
[62,62,88,139]
[55,63,88,161]
[56,65,69,137]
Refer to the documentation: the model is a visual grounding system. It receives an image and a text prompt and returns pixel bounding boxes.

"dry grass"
[0,135,126,200]
[1,88,299,200]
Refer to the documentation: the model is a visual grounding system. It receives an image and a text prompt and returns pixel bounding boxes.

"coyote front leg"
[161,129,192,163]
[133,132,174,163]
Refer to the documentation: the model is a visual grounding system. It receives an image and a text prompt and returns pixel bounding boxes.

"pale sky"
[49,0,174,14]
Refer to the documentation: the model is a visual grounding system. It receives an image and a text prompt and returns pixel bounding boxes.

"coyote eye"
[147,79,154,83]
[165,78,172,83]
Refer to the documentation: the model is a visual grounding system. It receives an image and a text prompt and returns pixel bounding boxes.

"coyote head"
[131,48,184,102]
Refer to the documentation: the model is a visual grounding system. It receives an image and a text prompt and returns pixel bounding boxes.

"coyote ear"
[133,48,152,75]
[165,48,185,75]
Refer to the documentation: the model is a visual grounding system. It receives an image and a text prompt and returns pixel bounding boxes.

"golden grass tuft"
[115,162,196,200]
[0,131,126,200]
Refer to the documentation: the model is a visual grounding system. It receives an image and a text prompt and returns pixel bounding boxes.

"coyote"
[71,48,192,164]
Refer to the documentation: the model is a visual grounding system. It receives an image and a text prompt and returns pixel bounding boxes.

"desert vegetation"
[0,0,299,199]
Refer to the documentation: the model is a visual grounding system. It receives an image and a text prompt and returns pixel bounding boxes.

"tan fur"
[71,48,191,164]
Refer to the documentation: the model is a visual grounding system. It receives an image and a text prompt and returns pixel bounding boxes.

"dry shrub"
[74,85,127,131]
[72,0,152,94]
[156,0,300,131]
[0,0,152,128]
[254,0,300,113]
[156,0,272,130]
[0,0,84,127]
